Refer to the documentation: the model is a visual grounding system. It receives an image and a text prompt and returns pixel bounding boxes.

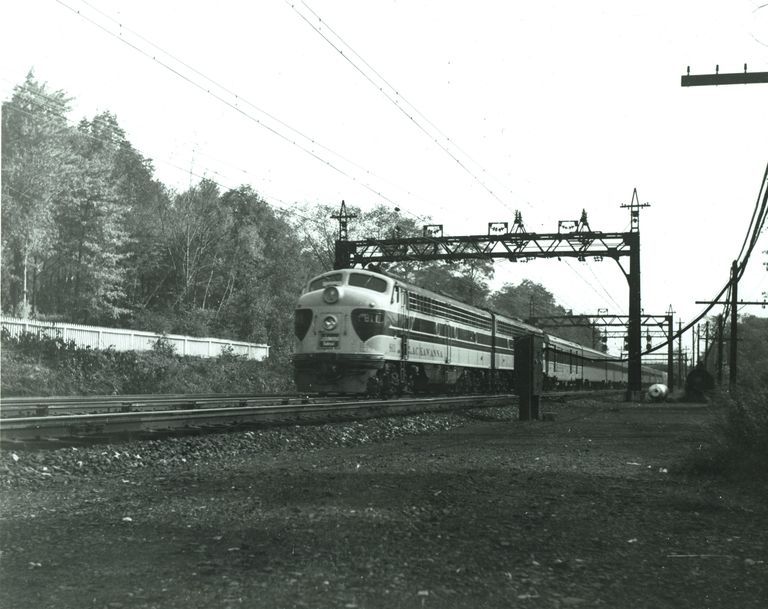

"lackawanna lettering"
[408,344,445,358]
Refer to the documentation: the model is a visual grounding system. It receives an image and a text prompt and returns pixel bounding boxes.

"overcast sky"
[2,1,767,351]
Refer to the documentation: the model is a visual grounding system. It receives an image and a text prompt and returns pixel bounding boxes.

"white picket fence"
[0,316,270,361]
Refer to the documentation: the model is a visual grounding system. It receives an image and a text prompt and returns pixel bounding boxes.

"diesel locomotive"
[292,268,666,395]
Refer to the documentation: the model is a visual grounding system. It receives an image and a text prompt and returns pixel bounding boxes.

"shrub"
[1,330,294,396]
[685,387,768,479]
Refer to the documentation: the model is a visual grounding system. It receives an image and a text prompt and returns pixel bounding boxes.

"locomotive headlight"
[322,315,338,331]
[323,286,339,303]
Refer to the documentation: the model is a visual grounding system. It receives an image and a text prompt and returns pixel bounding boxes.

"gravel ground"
[1,396,767,609]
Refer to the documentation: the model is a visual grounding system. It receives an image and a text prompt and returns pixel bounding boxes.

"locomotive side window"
[349,273,388,293]
[309,273,343,292]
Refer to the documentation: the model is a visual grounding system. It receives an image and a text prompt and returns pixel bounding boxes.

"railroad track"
[0,393,517,446]
[0,392,311,417]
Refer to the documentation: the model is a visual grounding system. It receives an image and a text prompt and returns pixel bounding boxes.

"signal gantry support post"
[333,197,649,400]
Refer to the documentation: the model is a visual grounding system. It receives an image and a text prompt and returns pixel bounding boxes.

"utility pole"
[620,189,649,401]
[717,314,724,385]
[681,64,765,389]
[692,324,696,366]
[730,260,738,389]
[666,305,674,390]
[677,320,683,388]
[704,321,710,366]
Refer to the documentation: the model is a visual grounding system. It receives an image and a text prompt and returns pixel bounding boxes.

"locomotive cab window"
[309,273,343,292]
[348,273,388,293]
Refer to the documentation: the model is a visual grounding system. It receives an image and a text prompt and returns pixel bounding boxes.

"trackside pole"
[514,334,544,421]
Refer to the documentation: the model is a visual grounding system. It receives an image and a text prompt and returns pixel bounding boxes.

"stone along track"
[1,395,766,609]
[0,393,515,445]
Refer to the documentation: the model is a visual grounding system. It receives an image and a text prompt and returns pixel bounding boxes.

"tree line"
[2,72,597,358]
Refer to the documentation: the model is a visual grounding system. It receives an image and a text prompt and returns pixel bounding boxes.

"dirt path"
[1,398,766,608]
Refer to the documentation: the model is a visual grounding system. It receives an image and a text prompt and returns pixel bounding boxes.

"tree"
[406,260,493,307]
[42,112,131,322]
[202,187,316,355]
[1,71,75,317]
[161,179,225,309]
[488,279,596,346]
[293,202,493,305]
[112,137,171,313]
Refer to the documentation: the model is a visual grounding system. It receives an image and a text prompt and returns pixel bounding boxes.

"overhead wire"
[1,98,343,230]
[74,0,438,221]
[639,161,768,359]
[285,0,517,215]
[37,1,705,325]
[52,0,437,218]
[287,0,633,315]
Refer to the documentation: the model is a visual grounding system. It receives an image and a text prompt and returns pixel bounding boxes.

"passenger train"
[293,268,666,395]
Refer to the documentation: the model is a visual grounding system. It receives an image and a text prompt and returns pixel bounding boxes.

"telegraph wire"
[735,161,768,263]
[51,0,432,216]
[287,1,627,313]
[1,101,344,230]
[293,0,543,219]
[4,84,431,240]
[79,0,442,218]
[294,0,522,209]
[640,161,768,358]
[53,0,440,221]
[286,0,515,213]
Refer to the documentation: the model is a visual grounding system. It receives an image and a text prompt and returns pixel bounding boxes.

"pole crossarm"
[695,300,767,307]
[334,231,633,268]
[681,70,768,87]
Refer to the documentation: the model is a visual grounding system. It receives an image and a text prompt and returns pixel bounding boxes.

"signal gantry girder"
[333,201,648,400]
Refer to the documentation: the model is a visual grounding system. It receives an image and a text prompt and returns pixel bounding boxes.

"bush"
[685,387,768,478]
[0,330,294,396]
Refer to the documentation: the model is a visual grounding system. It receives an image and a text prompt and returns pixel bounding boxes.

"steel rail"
[0,395,316,420]
[0,393,314,418]
[0,392,280,406]
[0,394,515,443]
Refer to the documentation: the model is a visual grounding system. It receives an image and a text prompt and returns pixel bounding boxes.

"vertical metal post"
[677,320,683,388]
[692,324,696,365]
[716,314,724,385]
[514,335,543,420]
[704,321,710,367]
[729,260,738,389]
[332,201,357,270]
[666,315,674,390]
[626,231,642,400]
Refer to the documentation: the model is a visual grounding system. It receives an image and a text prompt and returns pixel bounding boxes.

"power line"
[287,0,524,216]
[53,0,445,220]
[285,1,635,314]
[2,101,338,228]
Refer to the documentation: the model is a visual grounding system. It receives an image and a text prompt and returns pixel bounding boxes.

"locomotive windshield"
[309,273,343,292]
[348,273,388,293]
